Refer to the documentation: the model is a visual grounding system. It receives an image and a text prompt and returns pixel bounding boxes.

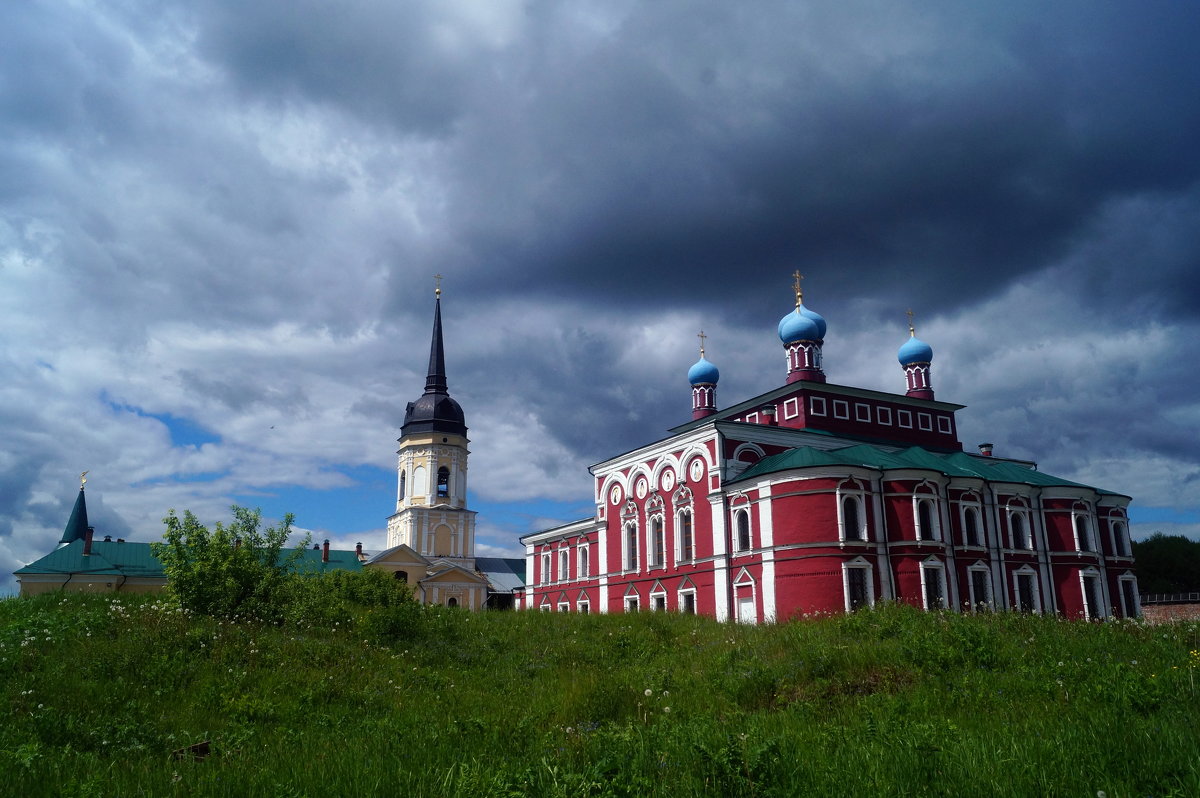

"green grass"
[2,594,1198,797]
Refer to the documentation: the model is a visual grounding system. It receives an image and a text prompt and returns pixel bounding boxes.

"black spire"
[58,486,89,546]
[401,287,467,438]
[425,295,448,394]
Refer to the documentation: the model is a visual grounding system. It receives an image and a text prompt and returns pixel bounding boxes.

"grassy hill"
[2,594,1198,797]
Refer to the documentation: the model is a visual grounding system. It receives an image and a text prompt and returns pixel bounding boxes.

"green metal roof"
[733,444,1122,495]
[16,540,364,579]
[289,547,364,575]
[15,539,163,578]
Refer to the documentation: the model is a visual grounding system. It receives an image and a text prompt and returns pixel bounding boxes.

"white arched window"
[1008,505,1032,550]
[961,503,983,547]
[914,490,940,542]
[673,487,695,564]
[1080,568,1106,620]
[966,562,992,611]
[733,507,752,552]
[1111,519,1131,557]
[399,470,406,501]
[839,493,868,542]
[1073,514,1093,552]
[1013,567,1040,612]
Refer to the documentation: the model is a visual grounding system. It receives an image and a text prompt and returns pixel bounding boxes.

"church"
[518,275,1140,621]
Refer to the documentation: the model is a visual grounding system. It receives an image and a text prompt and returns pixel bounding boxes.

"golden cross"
[434,273,443,297]
[792,270,804,305]
[80,470,88,487]
[697,329,707,356]
[906,308,915,335]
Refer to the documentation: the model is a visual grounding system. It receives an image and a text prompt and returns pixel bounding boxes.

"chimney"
[322,539,330,563]
[978,442,994,457]
[83,527,94,556]
[116,538,124,543]
[761,405,777,426]
[103,534,112,542]
[355,542,363,557]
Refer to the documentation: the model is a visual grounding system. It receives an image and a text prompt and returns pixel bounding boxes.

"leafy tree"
[152,506,310,621]
[1131,533,1200,594]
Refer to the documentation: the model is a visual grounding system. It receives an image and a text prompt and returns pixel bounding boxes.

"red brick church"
[519,275,1139,621]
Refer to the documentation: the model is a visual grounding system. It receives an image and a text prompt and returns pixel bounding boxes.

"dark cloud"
[2,0,1200,588]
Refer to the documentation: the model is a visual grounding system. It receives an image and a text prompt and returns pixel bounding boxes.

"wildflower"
[663,706,671,714]
[644,688,653,697]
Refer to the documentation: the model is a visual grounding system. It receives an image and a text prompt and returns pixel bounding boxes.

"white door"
[737,595,756,624]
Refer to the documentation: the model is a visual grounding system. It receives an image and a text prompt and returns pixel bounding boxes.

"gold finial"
[906,308,916,337]
[697,329,707,357]
[792,270,804,307]
[434,273,443,297]
[80,471,89,487]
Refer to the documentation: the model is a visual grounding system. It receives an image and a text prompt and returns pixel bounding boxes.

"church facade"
[519,278,1139,621]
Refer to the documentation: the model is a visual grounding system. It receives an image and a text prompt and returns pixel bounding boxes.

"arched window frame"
[959,496,984,548]
[730,495,752,553]
[436,466,451,499]
[913,485,941,542]
[576,541,589,579]
[646,495,666,569]
[673,487,695,565]
[1072,505,1094,553]
[398,470,406,501]
[837,479,868,542]
[1007,502,1033,550]
[732,568,757,623]
[558,547,571,582]
[540,552,552,584]
[621,501,639,573]
[1110,518,1131,558]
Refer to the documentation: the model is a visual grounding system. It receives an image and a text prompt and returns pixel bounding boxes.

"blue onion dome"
[798,303,827,339]
[688,355,720,385]
[778,309,820,344]
[898,333,933,365]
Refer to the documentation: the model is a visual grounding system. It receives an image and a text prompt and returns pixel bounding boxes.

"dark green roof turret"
[58,486,90,546]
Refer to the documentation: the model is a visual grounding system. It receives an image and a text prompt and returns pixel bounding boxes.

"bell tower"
[386,277,477,568]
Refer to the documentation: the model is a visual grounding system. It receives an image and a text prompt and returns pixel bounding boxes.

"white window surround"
[839,488,868,542]
[1008,507,1034,550]
[913,493,940,542]
[937,415,952,434]
[678,587,697,614]
[541,552,552,585]
[920,559,947,610]
[917,412,933,431]
[897,409,913,428]
[624,596,639,613]
[577,600,590,614]
[647,513,667,569]
[876,406,893,425]
[733,568,757,623]
[676,508,695,564]
[1117,574,1140,618]
[1079,569,1106,620]
[855,402,871,422]
[842,559,874,612]
[539,597,551,612]
[559,549,570,582]
[733,506,752,552]
[1110,519,1131,557]
[783,397,800,419]
[622,519,639,572]
[1073,513,1094,553]
[960,503,984,548]
[1013,567,1042,613]
[557,601,570,613]
[649,583,667,611]
[809,396,827,417]
[577,545,590,579]
[966,563,992,611]
[833,399,850,420]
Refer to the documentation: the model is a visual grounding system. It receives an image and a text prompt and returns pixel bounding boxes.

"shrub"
[151,506,309,622]
[283,569,419,629]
